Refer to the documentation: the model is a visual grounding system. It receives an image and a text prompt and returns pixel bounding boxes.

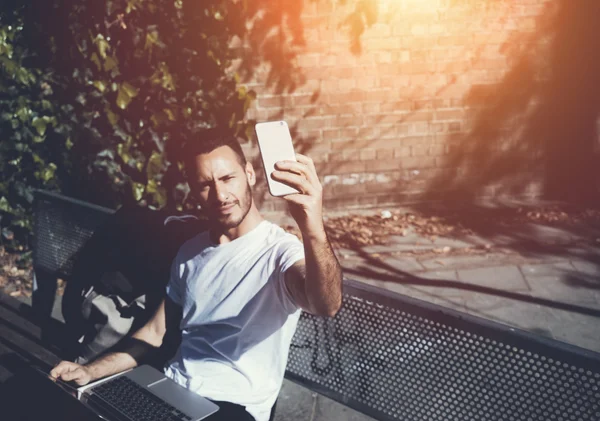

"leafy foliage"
[0,0,379,249]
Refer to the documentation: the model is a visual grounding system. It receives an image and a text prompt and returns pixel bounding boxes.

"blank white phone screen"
[255,121,299,196]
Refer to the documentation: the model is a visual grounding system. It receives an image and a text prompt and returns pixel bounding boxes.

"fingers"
[61,367,90,385]
[50,361,78,379]
[294,153,316,172]
[50,361,91,385]
[271,171,313,195]
[274,154,320,188]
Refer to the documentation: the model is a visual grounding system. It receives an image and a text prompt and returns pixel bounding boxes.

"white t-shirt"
[164,220,304,421]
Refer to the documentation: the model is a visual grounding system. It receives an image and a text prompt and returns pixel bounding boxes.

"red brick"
[435,109,464,120]
[335,115,364,127]
[411,145,428,156]
[323,129,340,141]
[258,96,293,109]
[356,76,377,89]
[428,145,448,156]
[362,103,381,114]
[398,135,434,146]
[401,62,436,74]
[337,78,356,91]
[367,159,401,172]
[403,111,434,123]
[326,90,366,104]
[295,117,333,131]
[380,101,414,113]
[338,127,359,139]
[330,139,358,151]
[332,184,369,196]
[357,127,379,139]
[318,160,367,174]
[297,54,319,67]
[359,149,377,160]
[398,156,437,169]
[329,103,363,115]
[393,147,412,158]
[292,94,318,107]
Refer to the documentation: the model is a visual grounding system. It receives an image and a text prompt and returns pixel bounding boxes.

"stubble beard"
[214,182,253,229]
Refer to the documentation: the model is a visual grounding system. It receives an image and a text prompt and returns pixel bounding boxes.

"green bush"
[0,0,378,250]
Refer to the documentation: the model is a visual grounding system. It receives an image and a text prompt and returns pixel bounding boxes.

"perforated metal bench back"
[288,280,600,421]
[33,190,114,279]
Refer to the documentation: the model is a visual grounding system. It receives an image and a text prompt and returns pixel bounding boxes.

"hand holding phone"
[255,121,300,197]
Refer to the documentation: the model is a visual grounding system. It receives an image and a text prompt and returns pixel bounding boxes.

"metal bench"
[25,190,600,420]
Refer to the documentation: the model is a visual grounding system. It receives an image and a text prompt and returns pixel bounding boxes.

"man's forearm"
[85,323,163,381]
[85,350,139,382]
[302,229,343,317]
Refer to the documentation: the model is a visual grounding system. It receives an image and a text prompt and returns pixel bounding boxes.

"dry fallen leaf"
[9,290,21,297]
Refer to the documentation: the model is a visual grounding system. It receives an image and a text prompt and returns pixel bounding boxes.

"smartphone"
[255,121,300,197]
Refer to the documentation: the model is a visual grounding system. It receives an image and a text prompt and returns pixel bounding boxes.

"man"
[51,129,343,421]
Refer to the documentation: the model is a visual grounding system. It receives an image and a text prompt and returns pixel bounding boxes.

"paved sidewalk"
[337,223,600,353]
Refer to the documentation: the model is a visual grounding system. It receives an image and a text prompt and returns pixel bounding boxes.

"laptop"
[34,365,219,421]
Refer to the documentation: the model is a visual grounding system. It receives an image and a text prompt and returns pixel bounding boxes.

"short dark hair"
[181,128,247,177]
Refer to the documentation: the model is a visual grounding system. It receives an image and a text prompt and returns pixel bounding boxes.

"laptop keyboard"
[92,376,193,421]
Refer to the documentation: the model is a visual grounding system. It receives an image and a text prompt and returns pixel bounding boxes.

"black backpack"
[62,204,207,364]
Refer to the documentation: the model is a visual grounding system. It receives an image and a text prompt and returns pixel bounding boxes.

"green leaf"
[93,34,110,59]
[103,55,118,72]
[105,105,119,126]
[131,182,145,201]
[145,30,159,50]
[93,80,107,92]
[146,151,164,179]
[31,116,47,136]
[90,52,102,71]
[41,163,57,182]
[0,196,14,214]
[146,179,167,208]
[116,143,131,163]
[116,82,139,109]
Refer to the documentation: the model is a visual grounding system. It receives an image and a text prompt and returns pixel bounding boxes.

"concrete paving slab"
[355,278,467,312]
[462,293,563,340]
[357,278,419,296]
[525,224,578,244]
[570,260,600,276]
[274,380,315,421]
[457,265,529,291]
[313,394,377,421]
[385,234,476,251]
[546,312,600,353]
[519,261,574,276]
[425,237,477,249]
[274,380,376,421]
[523,275,600,305]
[378,256,425,274]
[419,253,517,270]
[360,244,413,254]
[410,270,466,297]
[418,269,458,280]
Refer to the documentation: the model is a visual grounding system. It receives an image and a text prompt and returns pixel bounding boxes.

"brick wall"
[233,0,584,212]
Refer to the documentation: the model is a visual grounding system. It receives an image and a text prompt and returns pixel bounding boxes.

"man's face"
[190,145,255,229]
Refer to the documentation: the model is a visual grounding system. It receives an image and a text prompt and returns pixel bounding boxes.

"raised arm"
[50,297,181,385]
[272,154,343,317]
